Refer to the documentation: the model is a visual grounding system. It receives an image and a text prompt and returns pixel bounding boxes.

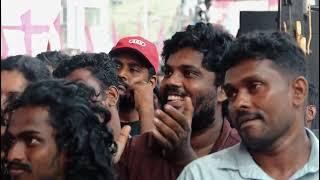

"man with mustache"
[178,32,319,180]
[3,80,117,180]
[116,22,240,180]
[109,36,159,136]
[1,55,51,179]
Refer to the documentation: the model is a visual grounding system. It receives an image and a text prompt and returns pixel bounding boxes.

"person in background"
[178,31,319,180]
[109,36,159,136]
[305,81,318,138]
[36,51,71,73]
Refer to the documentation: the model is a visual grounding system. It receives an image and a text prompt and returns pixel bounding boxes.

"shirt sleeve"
[177,163,199,180]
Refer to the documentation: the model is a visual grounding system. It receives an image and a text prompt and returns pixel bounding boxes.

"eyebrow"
[9,130,41,138]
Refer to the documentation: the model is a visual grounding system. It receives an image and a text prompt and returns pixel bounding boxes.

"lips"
[237,114,260,128]
[166,94,185,109]
[9,165,26,176]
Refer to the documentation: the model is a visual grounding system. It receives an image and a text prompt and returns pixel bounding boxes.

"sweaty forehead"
[8,106,53,136]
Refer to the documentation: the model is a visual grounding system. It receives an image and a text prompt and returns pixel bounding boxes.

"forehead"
[166,48,204,68]
[8,106,53,136]
[114,53,147,67]
[66,68,101,92]
[1,70,29,93]
[224,58,283,85]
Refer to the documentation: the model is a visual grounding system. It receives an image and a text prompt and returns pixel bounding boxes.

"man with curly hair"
[3,79,116,180]
[178,32,319,179]
[117,22,240,180]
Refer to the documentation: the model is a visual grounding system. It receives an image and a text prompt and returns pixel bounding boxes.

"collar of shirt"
[216,128,319,179]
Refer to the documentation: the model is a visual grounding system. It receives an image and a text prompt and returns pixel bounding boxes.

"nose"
[7,141,27,163]
[117,68,128,83]
[231,89,252,110]
[162,71,183,87]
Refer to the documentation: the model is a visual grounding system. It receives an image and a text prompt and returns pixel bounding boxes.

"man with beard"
[116,22,240,180]
[178,32,319,180]
[3,80,116,180]
[109,36,159,135]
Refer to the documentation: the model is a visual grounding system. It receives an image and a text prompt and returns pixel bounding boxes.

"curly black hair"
[3,79,116,180]
[161,22,234,86]
[36,50,71,70]
[53,52,119,90]
[222,31,307,79]
[1,55,51,81]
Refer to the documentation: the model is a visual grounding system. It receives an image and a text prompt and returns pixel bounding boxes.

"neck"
[251,126,311,179]
[191,117,224,158]
[119,108,139,123]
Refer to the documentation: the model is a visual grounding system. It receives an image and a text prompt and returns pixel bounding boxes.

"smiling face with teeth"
[160,47,218,132]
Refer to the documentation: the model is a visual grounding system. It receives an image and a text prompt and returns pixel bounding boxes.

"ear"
[305,105,317,128]
[104,86,119,107]
[217,86,227,103]
[292,76,308,107]
[149,75,158,89]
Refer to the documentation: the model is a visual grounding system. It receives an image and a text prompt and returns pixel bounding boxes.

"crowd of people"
[1,22,318,180]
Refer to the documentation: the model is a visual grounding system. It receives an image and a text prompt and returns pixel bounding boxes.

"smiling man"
[116,22,240,180]
[178,32,319,180]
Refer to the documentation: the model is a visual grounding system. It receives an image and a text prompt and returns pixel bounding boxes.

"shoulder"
[178,144,241,180]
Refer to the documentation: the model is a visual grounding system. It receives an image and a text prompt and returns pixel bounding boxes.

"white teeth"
[167,95,183,101]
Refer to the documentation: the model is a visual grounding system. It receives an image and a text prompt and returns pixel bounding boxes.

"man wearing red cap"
[110,36,159,136]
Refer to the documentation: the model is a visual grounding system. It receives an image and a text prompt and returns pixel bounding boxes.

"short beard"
[191,93,216,133]
[118,94,135,113]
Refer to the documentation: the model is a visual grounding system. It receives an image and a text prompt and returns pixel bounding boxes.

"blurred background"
[1,0,282,58]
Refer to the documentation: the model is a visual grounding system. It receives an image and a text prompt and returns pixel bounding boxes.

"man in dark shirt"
[116,22,241,180]
[110,36,159,136]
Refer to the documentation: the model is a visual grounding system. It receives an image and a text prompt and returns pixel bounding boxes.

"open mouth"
[166,94,185,109]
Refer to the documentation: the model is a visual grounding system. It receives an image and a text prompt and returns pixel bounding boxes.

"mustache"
[236,110,264,124]
[8,160,32,173]
[163,86,188,97]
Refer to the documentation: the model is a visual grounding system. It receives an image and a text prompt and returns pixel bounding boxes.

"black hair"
[1,55,51,81]
[308,81,318,106]
[3,79,116,180]
[110,49,156,78]
[161,22,234,86]
[53,52,119,90]
[222,31,307,79]
[36,51,71,70]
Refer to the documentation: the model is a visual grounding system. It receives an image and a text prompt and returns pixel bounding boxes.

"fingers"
[161,98,193,131]
[155,109,185,137]
[152,128,174,150]
[113,125,131,164]
[154,116,180,144]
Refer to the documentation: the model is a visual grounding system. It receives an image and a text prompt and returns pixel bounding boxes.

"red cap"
[110,36,159,72]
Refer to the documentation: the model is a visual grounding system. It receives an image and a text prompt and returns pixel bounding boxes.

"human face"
[65,68,103,102]
[65,68,121,135]
[113,53,151,111]
[1,70,28,111]
[5,106,64,180]
[160,47,217,132]
[224,59,296,151]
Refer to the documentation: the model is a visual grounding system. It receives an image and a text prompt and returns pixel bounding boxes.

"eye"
[223,85,238,101]
[115,63,121,70]
[247,81,263,94]
[130,66,141,73]
[25,137,41,147]
[163,68,173,77]
[183,70,198,78]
